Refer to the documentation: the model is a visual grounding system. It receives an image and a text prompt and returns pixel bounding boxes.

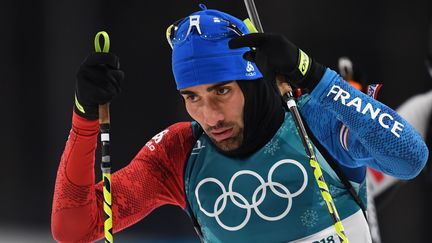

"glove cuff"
[287,49,312,82]
[74,94,99,120]
[299,59,326,93]
[287,49,325,93]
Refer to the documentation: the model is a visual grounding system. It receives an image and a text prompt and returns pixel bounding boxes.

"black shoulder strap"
[302,116,368,221]
[185,199,204,242]
[184,122,205,242]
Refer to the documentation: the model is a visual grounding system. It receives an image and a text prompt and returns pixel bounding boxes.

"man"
[51,5,428,243]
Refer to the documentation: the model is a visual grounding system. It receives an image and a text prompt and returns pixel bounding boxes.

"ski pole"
[94,31,113,243]
[242,1,349,242]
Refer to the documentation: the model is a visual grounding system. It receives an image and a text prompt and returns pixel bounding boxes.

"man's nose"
[203,100,224,127]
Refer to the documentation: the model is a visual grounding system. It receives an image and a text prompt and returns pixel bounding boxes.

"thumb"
[228,33,268,49]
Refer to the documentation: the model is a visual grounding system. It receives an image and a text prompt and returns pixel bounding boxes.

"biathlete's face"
[180,81,245,151]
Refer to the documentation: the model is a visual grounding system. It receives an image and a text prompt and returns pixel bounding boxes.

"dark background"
[0,0,431,242]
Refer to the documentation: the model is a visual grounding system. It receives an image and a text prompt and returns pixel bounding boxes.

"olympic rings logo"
[195,159,308,231]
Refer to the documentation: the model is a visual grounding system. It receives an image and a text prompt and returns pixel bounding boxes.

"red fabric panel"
[51,112,195,242]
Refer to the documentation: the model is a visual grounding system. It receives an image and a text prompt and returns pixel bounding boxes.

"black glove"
[74,52,124,120]
[229,33,325,92]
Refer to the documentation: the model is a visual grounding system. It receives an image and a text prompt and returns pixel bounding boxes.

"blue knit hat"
[169,4,263,90]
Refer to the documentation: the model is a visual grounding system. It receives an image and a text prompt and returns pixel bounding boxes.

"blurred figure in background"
[396,44,432,183]
[395,18,432,182]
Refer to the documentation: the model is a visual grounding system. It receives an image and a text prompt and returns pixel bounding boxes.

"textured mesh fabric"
[301,68,428,179]
[51,112,196,242]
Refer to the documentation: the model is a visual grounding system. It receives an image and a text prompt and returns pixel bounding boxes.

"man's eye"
[186,95,199,102]
[217,87,230,95]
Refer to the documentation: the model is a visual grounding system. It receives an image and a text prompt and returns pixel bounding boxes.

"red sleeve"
[51,112,195,242]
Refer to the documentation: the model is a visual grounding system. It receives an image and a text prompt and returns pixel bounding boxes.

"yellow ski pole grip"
[95,31,110,53]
